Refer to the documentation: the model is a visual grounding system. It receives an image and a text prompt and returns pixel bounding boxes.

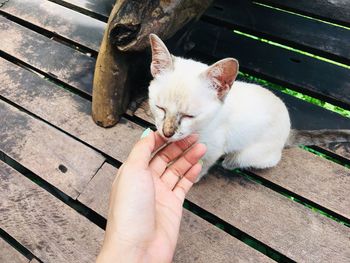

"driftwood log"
[92,0,213,127]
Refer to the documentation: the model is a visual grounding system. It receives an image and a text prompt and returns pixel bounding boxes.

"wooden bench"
[0,0,349,262]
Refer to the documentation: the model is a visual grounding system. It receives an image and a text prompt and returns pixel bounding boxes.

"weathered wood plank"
[189,21,350,110]
[0,16,95,96]
[0,58,143,162]
[0,0,105,51]
[78,163,116,217]
[52,0,113,18]
[204,0,350,64]
[258,0,350,27]
[0,99,105,199]
[0,238,29,263]
[253,147,350,220]
[78,163,273,263]
[0,161,104,263]
[188,169,350,262]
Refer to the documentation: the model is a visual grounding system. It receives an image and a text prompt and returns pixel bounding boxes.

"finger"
[173,163,202,202]
[160,143,206,189]
[127,130,165,169]
[152,131,167,153]
[149,134,199,177]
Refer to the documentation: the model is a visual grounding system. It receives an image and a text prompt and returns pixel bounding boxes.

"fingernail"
[141,128,151,138]
[198,159,204,166]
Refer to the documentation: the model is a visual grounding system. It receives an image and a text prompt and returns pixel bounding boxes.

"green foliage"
[238,72,350,118]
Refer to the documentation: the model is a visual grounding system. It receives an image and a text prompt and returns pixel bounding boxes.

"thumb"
[127,129,165,169]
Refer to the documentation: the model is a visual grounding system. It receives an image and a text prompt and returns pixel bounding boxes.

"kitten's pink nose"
[162,128,175,138]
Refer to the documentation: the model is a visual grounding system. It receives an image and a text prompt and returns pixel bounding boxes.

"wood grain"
[78,163,273,262]
[253,147,350,220]
[188,169,350,262]
[0,0,105,51]
[0,161,104,263]
[0,99,104,199]
[0,238,29,263]
[78,163,117,217]
[0,16,95,96]
[258,0,350,27]
[55,0,113,18]
[0,58,143,162]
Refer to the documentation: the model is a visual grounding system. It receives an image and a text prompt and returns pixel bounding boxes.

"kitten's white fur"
[148,34,290,181]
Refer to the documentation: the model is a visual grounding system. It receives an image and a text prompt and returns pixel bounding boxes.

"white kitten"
[147,34,349,181]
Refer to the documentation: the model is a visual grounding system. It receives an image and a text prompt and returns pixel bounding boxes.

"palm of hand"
[100,132,206,263]
[141,135,205,262]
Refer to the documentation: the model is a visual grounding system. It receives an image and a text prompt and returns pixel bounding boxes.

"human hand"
[96,130,206,263]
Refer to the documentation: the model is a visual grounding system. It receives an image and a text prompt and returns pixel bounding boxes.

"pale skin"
[96,131,207,263]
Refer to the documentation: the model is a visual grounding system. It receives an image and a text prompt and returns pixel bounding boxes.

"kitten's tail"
[285,129,350,147]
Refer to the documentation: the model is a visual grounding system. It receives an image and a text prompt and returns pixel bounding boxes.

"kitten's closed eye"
[182,114,195,119]
[156,105,166,112]
[181,114,195,120]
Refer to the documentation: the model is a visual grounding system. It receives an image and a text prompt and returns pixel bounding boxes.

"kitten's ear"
[201,58,239,100]
[149,34,173,78]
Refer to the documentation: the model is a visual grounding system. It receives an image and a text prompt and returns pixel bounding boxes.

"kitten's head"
[148,34,239,141]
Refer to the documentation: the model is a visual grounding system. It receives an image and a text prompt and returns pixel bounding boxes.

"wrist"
[97,242,149,263]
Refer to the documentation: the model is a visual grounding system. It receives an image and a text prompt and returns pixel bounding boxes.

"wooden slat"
[0,238,29,263]
[78,163,273,263]
[0,58,143,162]
[0,161,104,263]
[189,21,350,110]
[258,0,350,27]
[53,0,113,18]
[188,169,350,262]
[78,163,116,217]
[0,16,95,96]
[253,147,350,220]
[0,99,104,199]
[204,0,350,64]
[0,0,105,51]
